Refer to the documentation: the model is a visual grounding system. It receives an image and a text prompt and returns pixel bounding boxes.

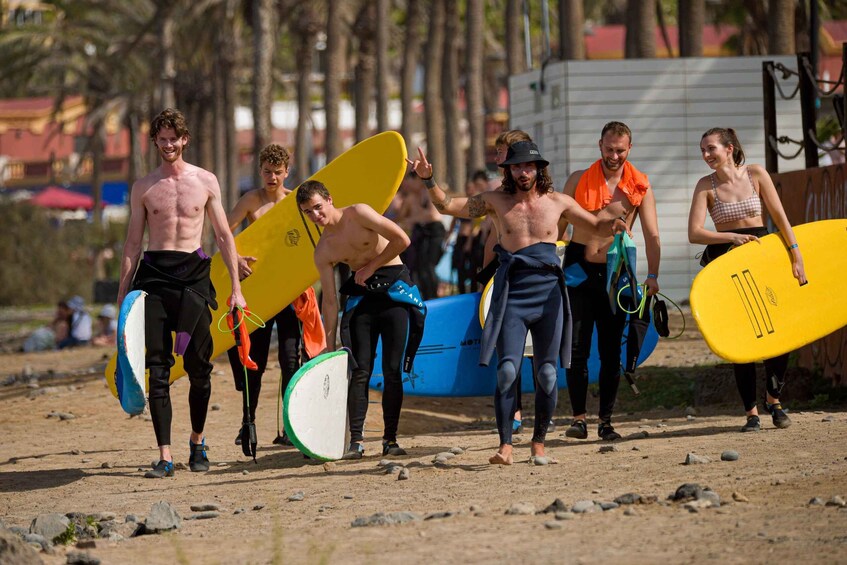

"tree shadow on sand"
[0,468,85,492]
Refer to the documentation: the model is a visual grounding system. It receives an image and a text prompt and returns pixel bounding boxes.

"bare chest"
[496,199,559,239]
[144,178,208,221]
[323,225,382,269]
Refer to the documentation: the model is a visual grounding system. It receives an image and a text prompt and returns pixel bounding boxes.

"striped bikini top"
[707,169,762,225]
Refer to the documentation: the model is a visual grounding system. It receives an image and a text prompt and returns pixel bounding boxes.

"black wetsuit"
[409,221,446,300]
[702,226,789,409]
[564,241,632,423]
[339,265,426,444]
[227,304,301,424]
[133,249,216,447]
[481,243,571,446]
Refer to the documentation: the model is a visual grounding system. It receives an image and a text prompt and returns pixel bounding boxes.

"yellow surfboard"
[690,219,847,363]
[105,131,407,397]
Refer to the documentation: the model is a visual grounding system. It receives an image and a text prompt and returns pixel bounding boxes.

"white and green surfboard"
[283,350,351,461]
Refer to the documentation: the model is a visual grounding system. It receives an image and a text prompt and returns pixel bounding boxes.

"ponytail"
[702,127,746,166]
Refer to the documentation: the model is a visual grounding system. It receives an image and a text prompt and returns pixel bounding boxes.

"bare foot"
[530,442,545,458]
[489,444,513,465]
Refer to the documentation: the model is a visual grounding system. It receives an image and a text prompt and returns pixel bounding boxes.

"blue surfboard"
[370,292,658,397]
[115,290,147,415]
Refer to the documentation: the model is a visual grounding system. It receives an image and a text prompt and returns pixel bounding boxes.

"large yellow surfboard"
[105,131,407,397]
[690,219,847,363]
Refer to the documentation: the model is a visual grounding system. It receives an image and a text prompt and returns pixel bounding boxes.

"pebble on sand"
[721,450,740,462]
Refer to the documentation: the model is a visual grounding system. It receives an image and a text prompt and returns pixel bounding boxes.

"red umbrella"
[29,186,94,210]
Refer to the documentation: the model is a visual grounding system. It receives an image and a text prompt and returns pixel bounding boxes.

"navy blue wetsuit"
[481,243,571,446]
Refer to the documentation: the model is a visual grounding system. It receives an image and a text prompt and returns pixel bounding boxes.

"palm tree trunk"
[252,0,276,190]
[295,4,318,184]
[158,6,176,109]
[375,0,389,133]
[559,0,585,60]
[324,0,345,161]
[505,0,524,76]
[768,0,795,55]
[354,3,376,143]
[442,0,463,192]
[678,0,704,57]
[465,0,485,173]
[424,0,447,180]
[626,0,657,58]
[401,0,424,154]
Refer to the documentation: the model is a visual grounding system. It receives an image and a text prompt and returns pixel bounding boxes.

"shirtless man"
[396,171,445,299]
[118,108,246,479]
[409,142,625,465]
[226,144,306,447]
[297,180,426,460]
[560,121,661,442]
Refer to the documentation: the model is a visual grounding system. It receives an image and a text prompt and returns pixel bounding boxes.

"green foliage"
[53,521,77,545]
[0,202,105,306]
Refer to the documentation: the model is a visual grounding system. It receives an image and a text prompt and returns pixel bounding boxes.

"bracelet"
[423,177,436,189]
[787,243,799,250]
[647,274,658,279]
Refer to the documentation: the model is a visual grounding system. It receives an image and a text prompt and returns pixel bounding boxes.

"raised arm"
[557,170,584,238]
[752,164,806,284]
[350,204,411,286]
[407,147,492,219]
[205,172,246,309]
[117,179,147,305]
[558,193,628,238]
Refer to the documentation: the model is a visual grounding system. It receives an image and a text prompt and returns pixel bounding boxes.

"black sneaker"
[765,402,792,429]
[341,442,364,460]
[565,419,588,439]
[145,459,174,479]
[741,415,761,432]
[598,421,621,441]
[382,441,407,456]
[189,439,210,472]
[273,433,293,446]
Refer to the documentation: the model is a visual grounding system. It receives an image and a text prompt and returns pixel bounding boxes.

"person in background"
[91,304,117,347]
[56,295,92,349]
[688,127,805,432]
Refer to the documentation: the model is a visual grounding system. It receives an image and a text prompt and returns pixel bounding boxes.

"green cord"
[616,284,686,339]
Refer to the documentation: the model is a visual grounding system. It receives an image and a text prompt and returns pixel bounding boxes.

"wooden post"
[762,61,779,173]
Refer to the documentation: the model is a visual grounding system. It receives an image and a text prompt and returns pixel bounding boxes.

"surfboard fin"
[240,421,257,463]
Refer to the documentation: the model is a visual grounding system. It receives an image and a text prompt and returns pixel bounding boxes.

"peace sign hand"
[405,147,434,180]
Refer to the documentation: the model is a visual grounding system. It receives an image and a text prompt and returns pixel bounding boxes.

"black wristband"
[423,177,436,189]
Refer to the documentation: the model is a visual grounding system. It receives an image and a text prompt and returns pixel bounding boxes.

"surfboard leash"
[616,284,686,340]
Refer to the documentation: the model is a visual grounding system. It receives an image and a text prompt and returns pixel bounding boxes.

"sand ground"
[1,308,846,565]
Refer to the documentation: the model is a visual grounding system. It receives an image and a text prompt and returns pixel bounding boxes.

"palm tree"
[625,0,656,58]
[353,3,376,143]
[251,0,276,190]
[678,0,704,57]
[324,0,345,161]
[375,0,389,133]
[769,0,795,54]
[400,0,424,154]
[442,0,463,191]
[559,0,586,60]
[292,2,319,184]
[466,0,485,173]
[424,0,447,181]
[505,0,524,77]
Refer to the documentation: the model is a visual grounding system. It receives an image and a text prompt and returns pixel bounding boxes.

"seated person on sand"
[91,304,118,347]
[56,296,92,350]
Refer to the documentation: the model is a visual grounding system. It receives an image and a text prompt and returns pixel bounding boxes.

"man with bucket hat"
[408,141,626,466]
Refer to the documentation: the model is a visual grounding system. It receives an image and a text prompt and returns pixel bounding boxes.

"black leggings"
[565,250,628,422]
[347,294,410,443]
[144,288,214,447]
[410,221,445,300]
[227,305,301,425]
[704,226,789,412]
